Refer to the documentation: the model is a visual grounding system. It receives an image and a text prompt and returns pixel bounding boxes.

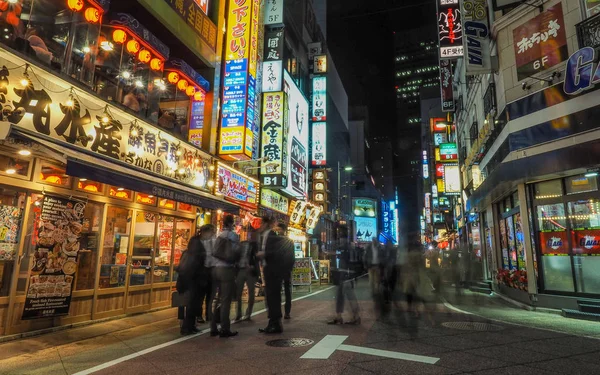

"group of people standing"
[175,215,295,338]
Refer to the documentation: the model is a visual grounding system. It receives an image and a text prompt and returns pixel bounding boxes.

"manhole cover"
[266,338,315,347]
[441,322,503,331]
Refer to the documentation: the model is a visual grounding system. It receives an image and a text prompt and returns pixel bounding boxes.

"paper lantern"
[177,79,188,91]
[138,49,151,63]
[112,29,127,44]
[150,58,162,71]
[84,7,100,23]
[193,91,205,101]
[68,0,84,11]
[186,86,195,96]
[167,72,180,84]
[126,40,140,54]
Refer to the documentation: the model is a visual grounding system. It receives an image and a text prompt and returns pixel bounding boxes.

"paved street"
[2,279,600,375]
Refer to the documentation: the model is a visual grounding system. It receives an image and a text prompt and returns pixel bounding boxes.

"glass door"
[154,215,174,284]
[126,211,156,311]
[173,218,194,282]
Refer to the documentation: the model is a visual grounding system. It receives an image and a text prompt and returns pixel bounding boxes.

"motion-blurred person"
[235,232,259,321]
[210,215,240,338]
[199,224,216,323]
[275,222,295,319]
[327,226,361,325]
[403,237,424,317]
[364,238,382,300]
[257,217,285,333]
[175,225,211,335]
[427,241,442,295]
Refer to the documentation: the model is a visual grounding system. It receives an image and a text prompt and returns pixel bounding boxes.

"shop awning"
[20,133,239,214]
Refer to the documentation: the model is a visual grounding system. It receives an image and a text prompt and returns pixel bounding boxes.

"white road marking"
[301,335,440,364]
[300,335,349,359]
[73,286,335,375]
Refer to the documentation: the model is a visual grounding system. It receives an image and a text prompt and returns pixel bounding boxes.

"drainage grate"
[266,338,315,347]
[441,322,503,332]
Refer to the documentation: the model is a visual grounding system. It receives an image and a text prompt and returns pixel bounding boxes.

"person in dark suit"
[235,231,259,321]
[256,216,284,334]
[275,222,294,319]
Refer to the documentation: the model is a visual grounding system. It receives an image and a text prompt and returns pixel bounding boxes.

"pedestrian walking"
[175,225,211,335]
[364,238,382,299]
[257,216,285,334]
[210,215,241,338]
[275,222,295,320]
[327,225,361,325]
[235,232,259,321]
[199,224,216,323]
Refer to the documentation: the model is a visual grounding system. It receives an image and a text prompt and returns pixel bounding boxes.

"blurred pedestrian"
[257,216,285,333]
[235,231,259,321]
[275,222,295,320]
[327,226,360,325]
[199,224,216,323]
[364,238,382,299]
[175,225,211,335]
[210,215,241,338]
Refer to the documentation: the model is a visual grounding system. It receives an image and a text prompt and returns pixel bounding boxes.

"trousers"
[264,268,283,322]
[236,267,257,318]
[210,267,236,332]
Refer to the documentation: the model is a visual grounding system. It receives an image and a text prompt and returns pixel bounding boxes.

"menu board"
[22,196,86,320]
[292,258,312,286]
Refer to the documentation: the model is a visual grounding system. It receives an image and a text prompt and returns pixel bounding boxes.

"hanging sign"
[437,0,464,59]
[216,163,259,208]
[23,196,87,319]
[261,92,288,188]
[440,59,455,112]
[462,0,492,75]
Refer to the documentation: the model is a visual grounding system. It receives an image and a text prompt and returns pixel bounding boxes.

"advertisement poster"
[439,143,458,161]
[462,0,491,75]
[292,258,312,286]
[260,92,288,187]
[312,76,327,121]
[443,165,461,194]
[539,231,568,255]
[23,196,86,320]
[217,164,258,208]
[437,0,464,58]
[355,217,377,243]
[512,3,567,81]
[311,122,326,166]
[188,98,205,147]
[0,204,23,261]
[572,230,600,255]
[283,71,309,198]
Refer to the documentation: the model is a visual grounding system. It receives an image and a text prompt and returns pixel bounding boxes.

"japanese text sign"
[164,0,216,51]
[264,0,284,25]
[226,0,252,60]
[312,76,327,121]
[439,143,458,162]
[512,3,567,81]
[264,29,284,62]
[311,122,326,166]
[260,189,289,214]
[216,163,259,208]
[440,59,455,112]
[261,92,288,188]
[437,0,464,59]
[262,60,283,92]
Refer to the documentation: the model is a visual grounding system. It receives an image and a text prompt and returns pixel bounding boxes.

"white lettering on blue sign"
[564,47,600,95]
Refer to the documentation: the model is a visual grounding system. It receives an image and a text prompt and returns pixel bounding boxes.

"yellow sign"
[437,179,445,194]
[226,0,252,60]
[219,127,245,154]
[248,0,260,77]
[260,189,289,214]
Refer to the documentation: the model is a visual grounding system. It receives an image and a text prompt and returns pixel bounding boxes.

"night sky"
[327,0,437,135]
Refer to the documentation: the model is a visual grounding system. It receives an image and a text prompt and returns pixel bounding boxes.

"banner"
[261,92,288,188]
[23,196,87,319]
[462,0,492,75]
[512,3,567,81]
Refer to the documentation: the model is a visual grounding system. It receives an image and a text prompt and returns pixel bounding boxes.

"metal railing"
[577,12,600,49]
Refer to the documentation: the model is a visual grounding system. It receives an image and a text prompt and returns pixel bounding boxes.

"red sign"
[572,230,600,255]
[539,231,568,255]
[436,164,444,178]
[512,3,567,81]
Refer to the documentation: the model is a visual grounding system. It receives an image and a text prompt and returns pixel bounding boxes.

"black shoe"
[284,314,291,320]
[259,324,283,334]
[210,330,219,337]
[197,318,206,324]
[219,330,238,338]
[234,315,242,321]
[327,318,344,325]
[180,328,191,335]
[190,326,200,333]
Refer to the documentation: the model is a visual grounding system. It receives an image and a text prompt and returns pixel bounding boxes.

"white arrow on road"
[301,335,439,364]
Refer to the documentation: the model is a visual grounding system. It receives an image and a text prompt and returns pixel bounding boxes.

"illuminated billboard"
[216,163,259,208]
[282,71,309,199]
[312,76,327,121]
[439,143,458,162]
[260,92,288,188]
[311,122,326,166]
[437,0,464,59]
[444,165,461,194]
[355,217,377,243]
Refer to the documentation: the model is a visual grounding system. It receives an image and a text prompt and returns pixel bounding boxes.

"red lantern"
[126,40,140,54]
[68,0,84,11]
[177,79,188,91]
[167,72,179,84]
[185,86,195,97]
[193,91,205,101]
[84,7,100,23]
[112,29,127,44]
[138,49,151,63]
[150,58,162,71]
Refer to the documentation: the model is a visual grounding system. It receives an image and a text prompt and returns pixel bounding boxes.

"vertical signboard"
[437,0,464,59]
[311,122,326,166]
[462,0,491,75]
[188,98,205,147]
[262,29,284,92]
[440,59,455,112]
[512,3,567,81]
[261,92,288,188]
[283,71,309,199]
[23,196,86,319]
[245,0,261,158]
[264,0,284,25]
[219,0,257,157]
[312,76,327,121]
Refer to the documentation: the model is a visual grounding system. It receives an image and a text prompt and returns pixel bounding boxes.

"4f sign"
[462,0,491,75]
[564,47,600,96]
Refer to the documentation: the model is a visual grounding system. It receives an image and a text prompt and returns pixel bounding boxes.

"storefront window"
[75,202,103,290]
[0,153,31,177]
[534,180,563,200]
[108,186,133,201]
[155,215,173,283]
[569,199,600,294]
[582,0,600,18]
[0,189,26,297]
[99,207,131,289]
[506,216,517,270]
[77,179,104,194]
[5,1,102,87]
[136,193,157,206]
[566,175,598,195]
[39,162,71,187]
[130,211,155,286]
[499,217,509,269]
[537,203,566,231]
